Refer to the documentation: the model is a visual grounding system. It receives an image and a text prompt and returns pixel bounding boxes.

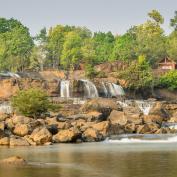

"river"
[1,136,177,177]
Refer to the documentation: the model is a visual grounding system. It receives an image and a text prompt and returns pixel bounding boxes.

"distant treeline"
[0,9,177,72]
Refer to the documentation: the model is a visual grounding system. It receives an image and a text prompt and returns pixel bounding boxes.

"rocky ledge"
[0,98,177,146]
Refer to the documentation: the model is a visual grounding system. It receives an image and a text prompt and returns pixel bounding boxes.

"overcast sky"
[0,0,177,36]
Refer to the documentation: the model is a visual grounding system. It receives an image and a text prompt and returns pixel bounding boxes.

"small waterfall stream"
[80,79,99,98]
[0,102,12,114]
[60,80,70,98]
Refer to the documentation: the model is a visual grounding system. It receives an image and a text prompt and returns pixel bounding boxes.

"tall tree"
[170,11,177,31]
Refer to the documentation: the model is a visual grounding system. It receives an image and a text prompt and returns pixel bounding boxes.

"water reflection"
[0,143,177,177]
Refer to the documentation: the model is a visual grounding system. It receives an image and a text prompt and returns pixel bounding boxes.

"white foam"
[105,135,177,144]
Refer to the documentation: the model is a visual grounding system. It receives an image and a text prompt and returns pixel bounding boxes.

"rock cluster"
[0,98,177,146]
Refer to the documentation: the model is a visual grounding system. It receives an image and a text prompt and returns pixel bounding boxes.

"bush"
[160,70,177,90]
[11,88,53,118]
[85,64,97,79]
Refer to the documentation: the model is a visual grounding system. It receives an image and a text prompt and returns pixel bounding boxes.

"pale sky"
[0,0,177,36]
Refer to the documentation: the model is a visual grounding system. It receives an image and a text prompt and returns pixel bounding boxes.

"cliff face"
[0,78,60,101]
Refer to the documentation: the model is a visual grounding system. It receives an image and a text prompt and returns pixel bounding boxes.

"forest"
[0,10,177,90]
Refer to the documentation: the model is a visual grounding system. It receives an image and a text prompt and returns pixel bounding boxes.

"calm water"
[1,137,177,177]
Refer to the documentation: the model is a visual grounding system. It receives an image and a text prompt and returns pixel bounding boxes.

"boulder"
[13,124,29,137]
[168,117,177,123]
[10,136,30,146]
[108,110,127,126]
[53,128,80,143]
[30,127,52,145]
[143,115,163,124]
[127,114,142,125]
[0,156,27,166]
[0,113,9,122]
[81,98,121,118]
[136,123,159,134]
[149,102,169,120]
[0,137,9,145]
[0,121,5,131]
[5,118,14,129]
[82,128,103,142]
[12,115,32,125]
[125,123,136,133]
[91,121,110,137]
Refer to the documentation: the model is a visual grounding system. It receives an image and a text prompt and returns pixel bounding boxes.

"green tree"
[11,88,51,118]
[170,11,177,31]
[118,55,153,90]
[148,9,164,24]
[61,31,82,70]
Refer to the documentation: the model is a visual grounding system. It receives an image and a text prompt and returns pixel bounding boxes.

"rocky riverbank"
[0,98,177,146]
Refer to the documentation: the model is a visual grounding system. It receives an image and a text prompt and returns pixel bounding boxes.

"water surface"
[1,138,177,177]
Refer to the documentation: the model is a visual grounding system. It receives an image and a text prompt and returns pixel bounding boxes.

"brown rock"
[13,124,29,137]
[10,136,30,146]
[30,127,52,145]
[0,137,9,145]
[0,121,5,131]
[82,128,103,142]
[81,98,121,118]
[143,115,163,124]
[91,121,110,136]
[125,123,136,133]
[127,114,142,125]
[136,123,159,134]
[108,110,127,126]
[53,128,80,143]
[12,115,32,125]
[0,156,27,166]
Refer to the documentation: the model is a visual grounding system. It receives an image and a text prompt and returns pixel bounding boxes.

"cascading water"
[106,82,125,97]
[102,82,108,97]
[135,100,154,115]
[80,79,99,98]
[60,80,70,98]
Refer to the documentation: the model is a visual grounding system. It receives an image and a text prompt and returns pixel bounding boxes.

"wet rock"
[53,128,80,143]
[82,128,103,142]
[10,136,30,146]
[108,110,127,126]
[0,121,5,131]
[30,127,52,145]
[127,114,142,125]
[47,124,58,135]
[0,113,9,122]
[13,124,29,137]
[0,156,27,166]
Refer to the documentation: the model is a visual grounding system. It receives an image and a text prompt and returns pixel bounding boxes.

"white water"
[0,102,12,114]
[102,82,108,97]
[162,122,177,130]
[135,100,155,115]
[0,72,20,78]
[80,79,99,98]
[60,80,70,98]
[107,83,125,97]
[105,135,177,144]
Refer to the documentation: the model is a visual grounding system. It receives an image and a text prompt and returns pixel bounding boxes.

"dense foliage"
[11,88,52,117]
[1,10,177,90]
[160,70,177,90]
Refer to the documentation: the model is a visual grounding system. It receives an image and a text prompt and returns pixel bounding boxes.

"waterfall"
[80,79,99,98]
[102,82,108,97]
[106,83,125,97]
[60,80,70,98]
[135,100,154,115]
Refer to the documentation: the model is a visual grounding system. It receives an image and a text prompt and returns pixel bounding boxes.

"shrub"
[11,88,53,118]
[85,64,97,79]
[160,70,177,90]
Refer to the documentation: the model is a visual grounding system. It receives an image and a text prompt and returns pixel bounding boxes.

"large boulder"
[10,136,30,146]
[143,115,163,125]
[0,137,9,145]
[149,102,169,120]
[108,110,127,126]
[0,156,27,166]
[91,121,110,137]
[82,128,103,142]
[136,123,159,134]
[125,123,136,133]
[53,128,80,143]
[12,115,32,125]
[30,127,52,145]
[13,124,30,137]
[81,98,121,118]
